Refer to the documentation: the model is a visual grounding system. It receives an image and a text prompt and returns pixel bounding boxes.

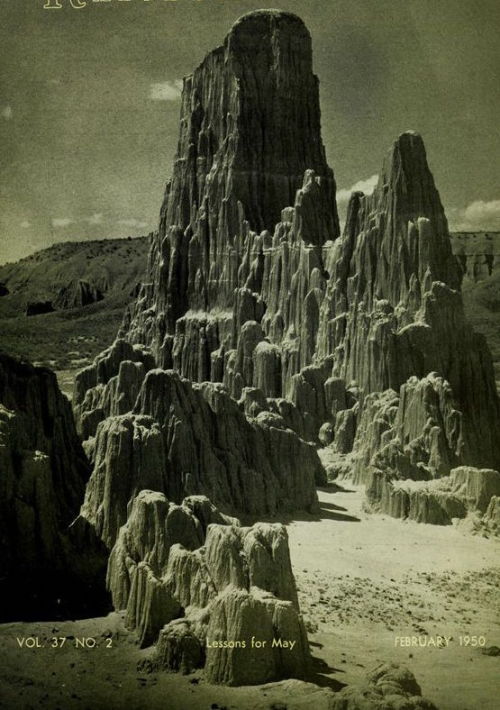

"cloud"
[449,199,500,231]
[2,105,13,120]
[51,217,73,228]
[117,218,149,229]
[336,174,379,203]
[85,213,104,226]
[149,80,183,101]
[20,220,32,229]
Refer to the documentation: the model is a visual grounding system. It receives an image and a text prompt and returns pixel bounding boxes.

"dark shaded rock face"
[26,300,54,316]
[451,231,500,283]
[55,279,104,310]
[0,283,8,296]
[0,352,109,621]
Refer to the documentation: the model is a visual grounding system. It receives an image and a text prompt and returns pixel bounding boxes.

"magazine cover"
[0,1,499,709]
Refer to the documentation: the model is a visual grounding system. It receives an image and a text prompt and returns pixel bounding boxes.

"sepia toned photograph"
[0,1,499,708]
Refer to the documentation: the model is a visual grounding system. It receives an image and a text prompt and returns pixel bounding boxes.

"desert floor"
[0,484,499,710]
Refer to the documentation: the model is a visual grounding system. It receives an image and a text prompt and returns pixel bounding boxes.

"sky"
[0,0,499,263]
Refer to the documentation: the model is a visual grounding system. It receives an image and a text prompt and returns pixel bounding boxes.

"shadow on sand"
[317,482,357,494]
[239,481,361,525]
[306,655,347,691]
[241,505,360,526]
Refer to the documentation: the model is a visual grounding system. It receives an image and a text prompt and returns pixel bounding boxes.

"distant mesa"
[0,235,149,315]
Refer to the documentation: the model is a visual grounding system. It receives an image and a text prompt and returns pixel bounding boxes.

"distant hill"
[0,236,149,376]
[0,236,149,317]
[450,231,500,385]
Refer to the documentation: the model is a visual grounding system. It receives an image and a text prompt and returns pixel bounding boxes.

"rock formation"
[71,12,344,526]
[451,231,500,283]
[119,9,339,398]
[106,489,310,685]
[316,132,500,477]
[484,496,500,535]
[54,279,104,310]
[73,11,500,533]
[365,466,500,526]
[329,662,439,709]
[0,352,109,621]
[77,339,321,538]
[450,231,500,383]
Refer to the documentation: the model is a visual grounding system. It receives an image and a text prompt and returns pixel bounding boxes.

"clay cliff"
[75,339,321,536]
[0,352,109,621]
[450,231,500,384]
[73,10,335,518]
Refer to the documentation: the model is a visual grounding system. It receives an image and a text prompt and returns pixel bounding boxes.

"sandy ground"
[290,483,500,710]
[0,484,499,710]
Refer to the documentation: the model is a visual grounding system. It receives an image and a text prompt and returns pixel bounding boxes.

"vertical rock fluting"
[122,9,338,388]
[316,132,500,474]
[364,466,500,526]
[107,490,310,684]
[78,355,321,535]
[72,11,334,527]
[0,352,109,621]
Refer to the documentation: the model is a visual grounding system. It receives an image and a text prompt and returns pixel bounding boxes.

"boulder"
[329,662,439,709]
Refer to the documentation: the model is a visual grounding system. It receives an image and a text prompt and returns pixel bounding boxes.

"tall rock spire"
[317,131,500,472]
[126,10,338,350]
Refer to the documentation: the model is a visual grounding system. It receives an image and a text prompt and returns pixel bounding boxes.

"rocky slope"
[0,236,148,317]
[0,352,109,621]
[0,236,149,370]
